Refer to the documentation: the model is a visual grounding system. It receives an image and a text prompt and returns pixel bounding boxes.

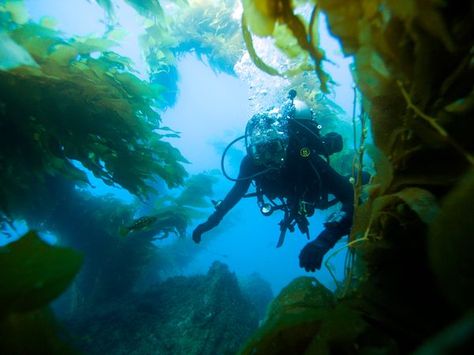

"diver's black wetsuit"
[192,146,355,271]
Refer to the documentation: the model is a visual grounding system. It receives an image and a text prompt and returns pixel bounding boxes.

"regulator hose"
[220,134,275,182]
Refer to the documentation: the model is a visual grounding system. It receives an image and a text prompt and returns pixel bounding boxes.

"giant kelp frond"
[142,0,243,75]
[95,0,164,18]
[174,172,219,207]
[0,9,188,214]
[123,172,219,239]
[242,0,331,92]
[124,0,163,18]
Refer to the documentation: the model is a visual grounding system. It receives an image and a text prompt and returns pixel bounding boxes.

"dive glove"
[299,228,340,272]
[192,212,222,244]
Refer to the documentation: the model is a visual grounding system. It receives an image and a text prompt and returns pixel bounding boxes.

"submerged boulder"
[65,261,260,355]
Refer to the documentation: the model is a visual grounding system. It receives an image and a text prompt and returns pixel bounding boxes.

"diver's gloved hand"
[192,212,222,244]
[299,229,339,272]
[192,224,206,244]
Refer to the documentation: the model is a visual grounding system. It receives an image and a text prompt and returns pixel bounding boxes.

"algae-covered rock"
[66,261,259,355]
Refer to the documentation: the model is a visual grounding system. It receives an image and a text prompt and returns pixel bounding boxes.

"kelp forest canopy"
[0,1,236,351]
[0,0,473,354]
[0,0,355,234]
[0,0,354,220]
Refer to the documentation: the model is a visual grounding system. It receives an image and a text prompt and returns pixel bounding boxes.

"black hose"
[220,134,276,182]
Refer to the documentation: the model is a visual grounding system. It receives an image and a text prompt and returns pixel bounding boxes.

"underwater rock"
[239,272,274,321]
[65,261,259,355]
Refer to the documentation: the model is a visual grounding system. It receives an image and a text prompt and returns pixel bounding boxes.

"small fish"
[119,215,158,236]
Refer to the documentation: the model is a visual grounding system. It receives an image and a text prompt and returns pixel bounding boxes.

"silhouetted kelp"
[0,231,82,353]
[239,0,473,353]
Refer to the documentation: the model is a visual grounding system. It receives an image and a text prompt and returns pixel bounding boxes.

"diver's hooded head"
[292,99,314,120]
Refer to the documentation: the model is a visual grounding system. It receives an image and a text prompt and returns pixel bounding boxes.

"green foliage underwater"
[1,0,473,354]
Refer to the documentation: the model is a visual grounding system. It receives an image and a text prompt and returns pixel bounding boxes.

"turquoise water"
[3,0,355,296]
[162,55,351,293]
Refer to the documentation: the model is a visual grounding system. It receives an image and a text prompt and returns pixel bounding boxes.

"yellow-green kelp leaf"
[242,0,279,37]
[428,169,474,311]
[1,0,29,24]
[0,32,38,70]
[0,231,83,318]
[240,277,385,354]
[242,0,331,92]
[241,14,280,76]
[240,277,335,354]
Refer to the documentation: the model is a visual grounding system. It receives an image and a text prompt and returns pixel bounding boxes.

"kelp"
[240,277,335,354]
[0,231,82,353]
[0,231,83,318]
[25,172,219,308]
[124,172,219,239]
[428,169,474,312]
[242,0,331,92]
[96,0,164,18]
[240,277,397,354]
[0,5,188,215]
[145,0,243,75]
[242,0,473,353]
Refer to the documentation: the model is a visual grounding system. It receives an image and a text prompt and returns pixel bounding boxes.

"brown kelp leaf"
[48,44,79,66]
[0,231,83,318]
[240,277,334,354]
[319,0,363,54]
[305,303,369,354]
[242,0,278,37]
[428,169,474,311]
[395,187,439,225]
[241,14,281,76]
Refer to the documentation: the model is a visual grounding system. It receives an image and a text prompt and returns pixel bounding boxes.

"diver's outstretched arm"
[299,156,355,271]
[192,156,253,243]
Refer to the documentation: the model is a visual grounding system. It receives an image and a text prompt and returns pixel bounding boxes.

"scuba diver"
[192,90,357,272]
